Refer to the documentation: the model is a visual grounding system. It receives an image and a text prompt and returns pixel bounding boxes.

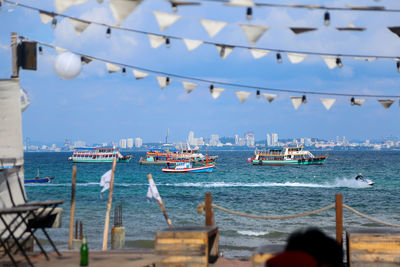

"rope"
[199,203,335,220]
[343,204,400,228]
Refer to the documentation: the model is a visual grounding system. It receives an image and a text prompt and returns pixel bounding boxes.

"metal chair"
[1,165,65,264]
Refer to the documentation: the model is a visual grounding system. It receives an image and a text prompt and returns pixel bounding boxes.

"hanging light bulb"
[396,61,400,73]
[209,84,214,93]
[106,27,111,38]
[246,7,252,20]
[165,37,170,48]
[38,46,43,55]
[324,11,330,26]
[171,3,177,12]
[301,95,307,104]
[51,18,57,29]
[166,77,170,85]
[336,57,343,68]
[350,97,355,106]
[276,53,282,63]
[122,67,126,75]
[256,89,260,98]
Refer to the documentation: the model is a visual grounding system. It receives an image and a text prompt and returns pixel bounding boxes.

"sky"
[1,0,400,144]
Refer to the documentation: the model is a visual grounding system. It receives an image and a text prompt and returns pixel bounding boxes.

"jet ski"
[355,173,374,186]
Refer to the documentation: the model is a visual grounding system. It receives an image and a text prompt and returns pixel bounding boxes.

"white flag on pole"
[100,170,112,194]
[147,178,161,201]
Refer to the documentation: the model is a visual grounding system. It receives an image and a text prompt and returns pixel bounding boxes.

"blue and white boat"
[162,162,215,173]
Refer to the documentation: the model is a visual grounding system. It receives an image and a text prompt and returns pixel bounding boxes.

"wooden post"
[11,32,19,78]
[205,193,215,226]
[147,173,172,227]
[335,193,343,245]
[68,165,77,250]
[102,158,117,251]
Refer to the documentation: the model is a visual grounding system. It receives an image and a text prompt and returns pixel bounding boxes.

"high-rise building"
[165,128,170,144]
[74,141,86,147]
[245,132,255,147]
[234,134,239,145]
[127,138,134,149]
[266,134,271,146]
[210,134,220,146]
[135,137,143,148]
[271,133,278,146]
[188,131,195,146]
[119,139,127,149]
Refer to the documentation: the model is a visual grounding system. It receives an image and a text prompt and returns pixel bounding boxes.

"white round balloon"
[54,52,82,79]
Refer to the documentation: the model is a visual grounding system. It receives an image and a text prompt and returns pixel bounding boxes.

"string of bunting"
[21,36,400,111]
[3,0,400,72]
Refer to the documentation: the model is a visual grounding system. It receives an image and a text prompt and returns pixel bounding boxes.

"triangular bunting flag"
[321,56,337,69]
[320,98,336,110]
[109,0,142,25]
[350,98,365,106]
[290,96,303,110]
[227,0,255,6]
[235,90,251,103]
[147,34,165,48]
[200,19,227,38]
[240,24,269,46]
[105,62,121,73]
[70,18,91,35]
[153,11,181,32]
[287,53,307,64]
[157,76,171,89]
[388,27,400,38]
[182,81,198,93]
[55,46,67,54]
[211,87,224,99]
[378,99,395,109]
[81,56,93,64]
[39,11,56,24]
[132,69,148,80]
[216,45,234,59]
[54,0,88,14]
[183,39,203,52]
[290,27,317,34]
[263,93,276,103]
[249,48,270,59]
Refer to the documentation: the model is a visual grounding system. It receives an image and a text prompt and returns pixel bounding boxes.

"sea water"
[24,151,400,258]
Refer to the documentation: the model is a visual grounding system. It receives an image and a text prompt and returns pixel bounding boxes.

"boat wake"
[25,178,372,189]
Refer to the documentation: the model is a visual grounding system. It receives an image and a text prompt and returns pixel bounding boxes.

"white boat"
[355,173,374,186]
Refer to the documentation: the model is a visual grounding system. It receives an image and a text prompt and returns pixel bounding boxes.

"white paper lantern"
[54,52,82,79]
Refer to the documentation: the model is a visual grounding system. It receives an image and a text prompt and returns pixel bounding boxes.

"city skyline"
[2,1,400,142]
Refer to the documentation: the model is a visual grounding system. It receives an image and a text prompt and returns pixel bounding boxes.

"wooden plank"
[156,238,206,245]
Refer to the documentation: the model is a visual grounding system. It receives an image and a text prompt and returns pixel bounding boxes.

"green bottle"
[80,236,88,266]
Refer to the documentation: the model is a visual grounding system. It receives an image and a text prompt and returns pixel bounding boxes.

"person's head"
[284,228,343,267]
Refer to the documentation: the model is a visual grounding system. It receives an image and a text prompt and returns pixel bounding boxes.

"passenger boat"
[68,147,132,163]
[139,148,218,165]
[139,150,170,165]
[250,146,327,165]
[24,176,56,184]
[162,162,215,173]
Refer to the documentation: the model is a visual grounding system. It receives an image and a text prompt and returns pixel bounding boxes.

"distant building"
[135,137,143,148]
[234,134,239,145]
[188,131,195,146]
[209,134,220,146]
[266,134,271,146]
[127,138,134,149]
[119,139,127,149]
[245,132,255,147]
[271,133,278,146]
[74,141,86,147]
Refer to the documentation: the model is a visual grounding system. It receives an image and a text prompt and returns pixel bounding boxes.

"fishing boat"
[24,168,56,183]
[250,146,327,165]
[139,150,170,165]
[68,147,132,163]
[162,162,215,173]
[24,176,56,184]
